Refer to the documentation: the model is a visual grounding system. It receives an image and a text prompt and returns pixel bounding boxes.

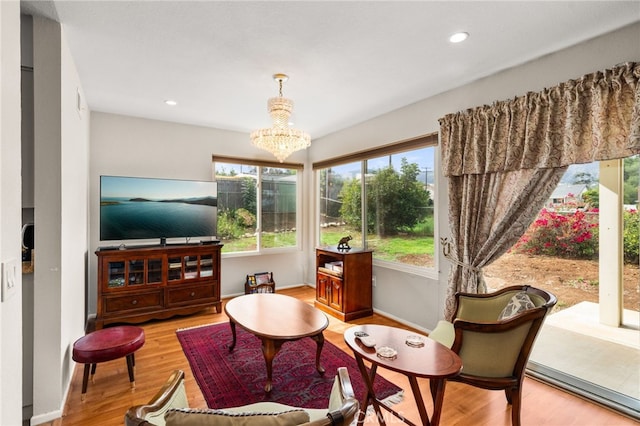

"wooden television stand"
[95,243,222,329]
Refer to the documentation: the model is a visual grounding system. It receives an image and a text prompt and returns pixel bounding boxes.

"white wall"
[30,16,90,426]
[306,21,640,330]
[21,14,35,421]
[0,2,24,425]
[32,16,63,421]
[59,22,90,413]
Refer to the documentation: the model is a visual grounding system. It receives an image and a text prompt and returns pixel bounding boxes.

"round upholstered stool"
[72,325,145,401]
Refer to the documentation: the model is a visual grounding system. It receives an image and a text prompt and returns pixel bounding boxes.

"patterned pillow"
[165,408,310,426]
[498,292,535,320]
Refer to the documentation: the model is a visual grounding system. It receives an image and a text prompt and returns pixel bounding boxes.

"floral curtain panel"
[439,62,640,320]
[441,168,565,319]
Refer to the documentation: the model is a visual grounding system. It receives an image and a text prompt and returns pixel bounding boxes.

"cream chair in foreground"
[428,285,557,426]
[125,368,359,426]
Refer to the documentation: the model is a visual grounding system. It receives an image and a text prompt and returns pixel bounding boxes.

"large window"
[315,135,437,270]
[213,156,302,254]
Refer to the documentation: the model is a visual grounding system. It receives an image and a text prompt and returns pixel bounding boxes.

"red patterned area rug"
[176,322,403,409]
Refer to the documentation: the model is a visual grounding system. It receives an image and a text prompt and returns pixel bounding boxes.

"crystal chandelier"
[250,74,311,163]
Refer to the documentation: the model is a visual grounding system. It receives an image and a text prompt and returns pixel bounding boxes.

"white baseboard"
[30,408,63,426]
[372,307,429,334]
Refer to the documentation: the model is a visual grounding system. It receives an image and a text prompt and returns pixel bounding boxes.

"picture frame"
[255,272,271,285]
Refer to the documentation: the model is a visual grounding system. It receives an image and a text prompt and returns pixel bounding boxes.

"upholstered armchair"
[125,368,359,426]
[428,285,557,426]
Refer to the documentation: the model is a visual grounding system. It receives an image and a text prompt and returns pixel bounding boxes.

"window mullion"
[256,167,262,250]
[361,160,368,250]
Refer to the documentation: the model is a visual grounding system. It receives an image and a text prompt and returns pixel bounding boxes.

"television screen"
[100,176,217,241]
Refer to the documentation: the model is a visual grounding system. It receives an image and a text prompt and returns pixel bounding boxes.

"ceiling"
[21,1,640,139]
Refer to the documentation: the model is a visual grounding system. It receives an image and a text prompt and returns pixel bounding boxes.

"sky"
[329,146,435,183]
[101,176,217,199]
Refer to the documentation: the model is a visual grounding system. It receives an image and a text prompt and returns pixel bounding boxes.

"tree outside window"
[317,144,436,268]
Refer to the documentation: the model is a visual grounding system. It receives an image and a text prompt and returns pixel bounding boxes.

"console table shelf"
[314,247,373,321]
[95,243,222,329]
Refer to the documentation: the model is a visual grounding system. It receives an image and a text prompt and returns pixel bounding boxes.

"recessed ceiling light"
[164,100,177,106]
[449,32,469,43]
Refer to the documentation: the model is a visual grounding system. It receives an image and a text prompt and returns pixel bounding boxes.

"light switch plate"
[1,258,19,302]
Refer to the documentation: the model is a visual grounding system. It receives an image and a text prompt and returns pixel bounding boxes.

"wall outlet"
[1,258,19,302]
[372,275,376,287]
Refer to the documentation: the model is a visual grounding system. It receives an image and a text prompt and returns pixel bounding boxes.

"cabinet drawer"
[168,284,216,305]
[104,291,162,314]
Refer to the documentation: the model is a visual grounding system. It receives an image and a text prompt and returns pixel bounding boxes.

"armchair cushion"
[165,408,309,426]
[456,322,532,377]
[427,320,455,348]
[498,291,535,320]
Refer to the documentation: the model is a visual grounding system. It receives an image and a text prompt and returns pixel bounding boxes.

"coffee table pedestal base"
[228,319,326,392]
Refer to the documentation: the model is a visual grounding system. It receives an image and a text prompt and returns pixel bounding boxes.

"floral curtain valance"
[439,62,640,177]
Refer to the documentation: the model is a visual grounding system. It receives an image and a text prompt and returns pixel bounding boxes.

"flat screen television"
[100,175,217,242]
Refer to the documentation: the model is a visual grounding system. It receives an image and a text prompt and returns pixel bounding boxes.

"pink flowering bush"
[512,209,599,259]
[623,209,639,264]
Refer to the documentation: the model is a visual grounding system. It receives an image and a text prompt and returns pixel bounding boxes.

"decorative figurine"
[337,235,352,251]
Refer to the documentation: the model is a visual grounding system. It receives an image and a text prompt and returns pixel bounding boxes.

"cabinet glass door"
[128,259,145,286]
[168,256,182,281]
[107,261,126,288]
[147,258,163,284]
[184,256,198,279]
[200,254,214,278]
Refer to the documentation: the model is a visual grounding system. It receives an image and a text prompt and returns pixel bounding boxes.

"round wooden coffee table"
[224,293,329,392]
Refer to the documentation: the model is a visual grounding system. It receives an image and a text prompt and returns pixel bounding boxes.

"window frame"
[212,155,303,256]
[313,134,439,277]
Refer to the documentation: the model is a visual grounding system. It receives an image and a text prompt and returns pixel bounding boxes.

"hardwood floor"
[46,286,634,425]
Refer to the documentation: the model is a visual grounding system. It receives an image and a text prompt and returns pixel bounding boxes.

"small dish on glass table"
[376,346,398,360]
[405,334,426,348]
